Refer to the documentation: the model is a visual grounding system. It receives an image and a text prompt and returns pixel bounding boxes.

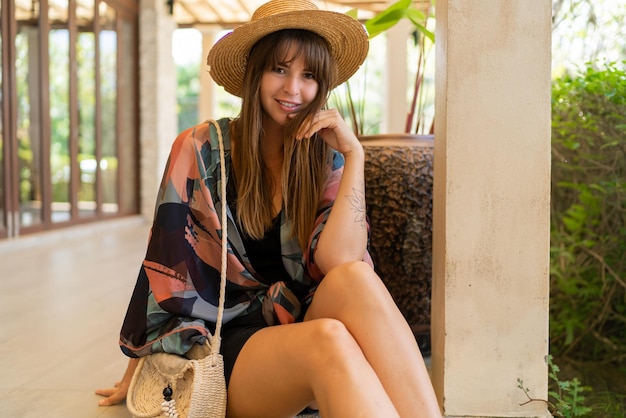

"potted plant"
[335,0,435,136]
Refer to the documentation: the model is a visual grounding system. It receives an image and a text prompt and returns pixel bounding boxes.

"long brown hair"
[232,29,336,250]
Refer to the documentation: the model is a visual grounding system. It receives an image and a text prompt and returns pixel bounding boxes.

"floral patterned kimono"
[119,118,372,358]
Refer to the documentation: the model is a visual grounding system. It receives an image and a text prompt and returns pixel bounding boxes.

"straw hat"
[207,0,369,97]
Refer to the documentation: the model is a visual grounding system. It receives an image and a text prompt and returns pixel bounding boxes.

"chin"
[272,115,291,126]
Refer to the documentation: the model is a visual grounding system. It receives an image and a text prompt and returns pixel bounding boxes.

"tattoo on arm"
[345,187,366,228]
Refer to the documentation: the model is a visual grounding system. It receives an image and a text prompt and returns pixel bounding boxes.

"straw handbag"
[126,120,229,418]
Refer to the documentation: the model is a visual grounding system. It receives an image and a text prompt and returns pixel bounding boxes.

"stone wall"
[363,139,434,351]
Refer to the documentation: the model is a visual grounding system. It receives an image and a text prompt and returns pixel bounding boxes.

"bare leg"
[305,261,442,418]
[227,318,400,418]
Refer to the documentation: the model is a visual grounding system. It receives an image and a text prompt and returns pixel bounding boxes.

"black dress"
[221,182,293,386]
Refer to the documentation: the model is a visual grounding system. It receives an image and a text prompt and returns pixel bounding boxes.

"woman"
[96,1,441,416]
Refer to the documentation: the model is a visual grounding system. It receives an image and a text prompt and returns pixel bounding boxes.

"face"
[259,45,319,130]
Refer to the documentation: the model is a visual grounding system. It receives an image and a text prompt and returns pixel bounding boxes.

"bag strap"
[208,119,228,357]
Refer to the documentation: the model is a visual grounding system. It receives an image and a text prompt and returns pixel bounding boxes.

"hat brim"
[207,10,369,97]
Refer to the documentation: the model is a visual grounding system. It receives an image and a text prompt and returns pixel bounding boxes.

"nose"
[283,74,300,96]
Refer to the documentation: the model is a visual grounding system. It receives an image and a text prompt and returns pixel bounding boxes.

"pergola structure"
[16,0,432,28]
[170,0,432,27]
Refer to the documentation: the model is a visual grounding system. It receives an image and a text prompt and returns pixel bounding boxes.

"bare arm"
[294,109,368,275]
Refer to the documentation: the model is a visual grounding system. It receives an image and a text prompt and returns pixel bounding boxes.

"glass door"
[1,0,138,239]
[15,0,46,231]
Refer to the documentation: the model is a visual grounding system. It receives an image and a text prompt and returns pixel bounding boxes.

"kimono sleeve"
[119,123,242,357]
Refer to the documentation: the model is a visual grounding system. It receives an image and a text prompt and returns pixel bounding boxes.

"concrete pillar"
[385,19,411,133]
[431,0,552,417]
[198,26,220,122]
[138,0,177,218]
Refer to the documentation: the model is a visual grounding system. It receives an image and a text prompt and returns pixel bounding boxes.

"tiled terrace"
[0,217,150,418]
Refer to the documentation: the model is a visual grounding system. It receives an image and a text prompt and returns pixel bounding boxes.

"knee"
[329,260,373,275]
[304,319,359,365]
[324,261,377,287]
[317,261,400,320]
[300,319,371,391]
[323,261,387,300]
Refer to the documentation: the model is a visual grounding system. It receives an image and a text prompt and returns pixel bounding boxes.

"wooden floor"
[0,217,151,418]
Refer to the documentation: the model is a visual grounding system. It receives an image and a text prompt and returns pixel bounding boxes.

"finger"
[98,396,117,406]
[295,110,334,140]
[299,117,323,140]
[294,117,312,139]
[95,381,122,394]
[94,388,117,397]
[98,397,113,406]
[298,110,324,139]
[97,391,127,406]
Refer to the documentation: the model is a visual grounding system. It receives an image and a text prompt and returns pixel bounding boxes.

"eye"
[272,66,286,74]
[303,72,316,80]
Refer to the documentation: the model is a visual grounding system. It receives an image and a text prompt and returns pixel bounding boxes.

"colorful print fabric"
[119,118,371,357]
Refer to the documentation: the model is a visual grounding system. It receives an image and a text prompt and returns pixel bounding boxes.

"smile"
[277,100,300,109]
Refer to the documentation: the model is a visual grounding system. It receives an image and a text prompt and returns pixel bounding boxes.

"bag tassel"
[161,384,178,418]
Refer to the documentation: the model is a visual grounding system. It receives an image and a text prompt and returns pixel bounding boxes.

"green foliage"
[363,0,434,42]
[586,391,626,418]
[518,355,592,417]
[176,63,201,132]
[330,45,385,136]
[550,61,626,363]
[548,357,593,417]
[333,0,435,135]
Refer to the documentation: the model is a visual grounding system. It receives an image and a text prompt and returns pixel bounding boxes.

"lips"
[276,99,301,112]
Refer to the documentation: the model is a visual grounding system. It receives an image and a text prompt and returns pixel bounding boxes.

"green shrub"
[518,355,592,417]
[550,61,626,363]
